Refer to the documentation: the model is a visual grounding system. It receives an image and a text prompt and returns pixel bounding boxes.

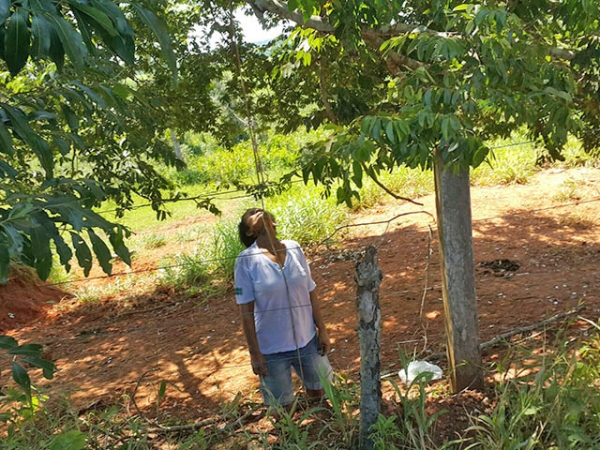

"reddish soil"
[2,166,600,443]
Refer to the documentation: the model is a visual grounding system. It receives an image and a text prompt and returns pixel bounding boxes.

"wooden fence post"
[356,246,383,450]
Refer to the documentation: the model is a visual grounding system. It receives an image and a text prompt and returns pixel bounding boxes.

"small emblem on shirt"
[235,287,243,295]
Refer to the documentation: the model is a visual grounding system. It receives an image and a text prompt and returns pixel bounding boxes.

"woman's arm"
[310,290,331,355]
[239,302,268,376]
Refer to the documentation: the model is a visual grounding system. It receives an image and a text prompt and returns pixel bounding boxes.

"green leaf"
[352,161,363,188]
[453,4,470,12]
[71,8,95,53]
[472,146,489,168]
[360,116,374,136]
[475,7,489,26]
[385,121,395,144]
[424,89,433,108]
[61,104,79,131]
[0,159,16,178]
[30,221,53,280]
[29,110,57,122]
[372,118,382,140]
[71,1,118,37]
[0,240,9,284]
[31,14,52,58]
[48,430,87,450]
[0,27,5,60]
[132,4,177,83]
[71,232,92,276]
[441,117,450,140]
[90,0,131,36]
[2,224,23,255]
[54,204,85,231]
[46,14,88,71]
[53,136,70,155]
[12,362,32,399]
[109,226,131,265]
[544,86,572,102]
[1,103,53,177]
[4,8,31,76]
[22,356,56,380]
[33,210,72,271]
[0,335,17,349]
[0,118,13,155]
[158,380,167,399]
[72,81,107,108]
[48,25,65,70]
[88,229,112,275]
[9,343,43,357]
[90,0,134,64]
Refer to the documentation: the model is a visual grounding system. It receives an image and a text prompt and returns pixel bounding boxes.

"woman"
[234,208,332,408]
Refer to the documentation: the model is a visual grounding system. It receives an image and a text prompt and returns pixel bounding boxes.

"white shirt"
[234,240,317,354]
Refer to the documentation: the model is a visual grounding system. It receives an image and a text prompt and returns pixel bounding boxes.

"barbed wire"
[44,284,584,375]
[29,146,600,396]
[42,194,600,288]
[95,139,544,215]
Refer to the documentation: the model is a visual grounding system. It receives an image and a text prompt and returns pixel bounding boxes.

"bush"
[269,186,348,246]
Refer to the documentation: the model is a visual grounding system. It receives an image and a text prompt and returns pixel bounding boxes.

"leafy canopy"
[241,0,600,205]
[0,0,181,282]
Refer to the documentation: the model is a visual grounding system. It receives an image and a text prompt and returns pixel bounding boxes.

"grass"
[356,166,434,210]
[8,328,600,449]
[137,232,168,250]
[268,184,349,246]
[467,326,600,449]
[29,129,600,448]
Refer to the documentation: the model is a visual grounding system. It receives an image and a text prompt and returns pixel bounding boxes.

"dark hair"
[238,208,276,248]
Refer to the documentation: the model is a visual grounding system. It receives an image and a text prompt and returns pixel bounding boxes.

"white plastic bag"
[398,361,443,385]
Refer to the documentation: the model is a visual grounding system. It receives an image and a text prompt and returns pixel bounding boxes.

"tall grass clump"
[369,350,455,450]
[208,219,245,280]
[472,132,600,187]
[357,166,434,210]
[312,372,360,449]
[137,232,168,249]
[557,135,600,168]
[471,138,539,186]
[468,327,600,450]
[157,251,209,290]
[268,185,348,246]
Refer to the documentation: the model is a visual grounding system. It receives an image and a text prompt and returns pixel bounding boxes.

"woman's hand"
[250,352,268,376]
[318,329,331,356]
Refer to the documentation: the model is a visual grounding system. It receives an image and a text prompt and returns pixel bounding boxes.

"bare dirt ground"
[2,166,600,444]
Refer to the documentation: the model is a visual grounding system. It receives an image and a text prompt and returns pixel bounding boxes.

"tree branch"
[425,305,586,363]
[246,0,576,63]
[548,48,575,60]
[361,162,424,205]
[249,0,333,32]
[361,33,424,72]
[318,59,338,124]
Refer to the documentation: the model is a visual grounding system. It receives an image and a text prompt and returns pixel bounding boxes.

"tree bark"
[169,129,183,162]
[434,151,484,392]
[355,246,382,450]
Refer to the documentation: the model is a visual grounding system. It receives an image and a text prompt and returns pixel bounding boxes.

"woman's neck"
[255,231,280,250]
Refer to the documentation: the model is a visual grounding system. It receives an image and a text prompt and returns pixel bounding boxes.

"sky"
[194,8,287,49]
[235,9,286,44]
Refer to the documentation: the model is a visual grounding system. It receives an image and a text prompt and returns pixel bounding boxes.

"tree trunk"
[355,246,382,450]
[434,151,484,392]
[169,129,183,162]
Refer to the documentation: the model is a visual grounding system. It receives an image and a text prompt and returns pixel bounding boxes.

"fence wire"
[43,195,600,288]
